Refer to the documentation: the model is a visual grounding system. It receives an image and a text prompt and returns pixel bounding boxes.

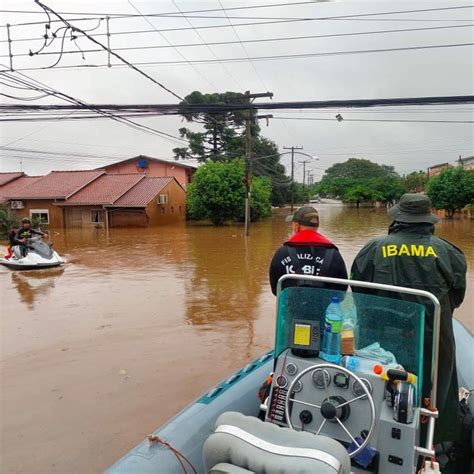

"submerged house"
[99,155,198,189]
[1,170,186,228]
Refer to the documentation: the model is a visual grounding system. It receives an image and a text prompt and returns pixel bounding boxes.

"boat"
[106,275,473,474]
[0,236,63,270]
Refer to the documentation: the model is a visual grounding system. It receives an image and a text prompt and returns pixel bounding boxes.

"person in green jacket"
[351,193,467,444]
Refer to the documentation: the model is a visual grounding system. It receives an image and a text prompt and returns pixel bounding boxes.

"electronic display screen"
[290,320,321,352]
[293,323,311,346]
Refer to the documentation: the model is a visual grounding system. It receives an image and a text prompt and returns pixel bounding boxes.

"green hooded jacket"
[351,222,467,443]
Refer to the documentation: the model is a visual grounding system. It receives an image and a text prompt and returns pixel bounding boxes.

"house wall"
[109,209,148,227]
[64,206,107,228]
[146,179,186,225]
[10,199,65,228]
[104,160,194,189]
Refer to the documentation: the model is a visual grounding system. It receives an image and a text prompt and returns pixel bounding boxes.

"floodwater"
[1,205,472,473]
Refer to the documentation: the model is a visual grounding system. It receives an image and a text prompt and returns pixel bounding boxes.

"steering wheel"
[284,363,376,458]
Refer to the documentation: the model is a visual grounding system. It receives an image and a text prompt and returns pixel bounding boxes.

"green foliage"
[426,167,474,217]
[173,91,254,162]
[187,160,272,225]
[0,204,19,239]
[323,158,387,179]
[403,170,427,193]
[315,158,406,206]
[173,91,289,206]
[250,177,272,221]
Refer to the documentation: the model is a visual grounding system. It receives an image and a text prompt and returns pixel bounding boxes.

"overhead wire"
[0,71,188,145]
[272,116,474,124]
[33,0,185,101]
[3,4,474,28]
[126,0,219,91]
[4,41,472,73]
[169,0,244,90]
[5,23,473,60]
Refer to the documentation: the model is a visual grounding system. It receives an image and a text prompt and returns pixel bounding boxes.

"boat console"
[261,275,441,473]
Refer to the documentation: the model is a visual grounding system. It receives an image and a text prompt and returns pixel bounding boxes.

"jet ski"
[0,236,63,270]
[106,275,473,474]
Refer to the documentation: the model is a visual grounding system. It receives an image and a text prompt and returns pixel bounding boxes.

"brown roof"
[6,170,104,200]
[0,175,43,202]
[99,155,199,170]
[0,172,24,186]
[59,174,145,206]
[110,177,175,207]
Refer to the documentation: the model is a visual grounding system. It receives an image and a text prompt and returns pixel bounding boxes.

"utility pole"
[283,145,303,211]
[300,160,310,186]
[244,91,273,236]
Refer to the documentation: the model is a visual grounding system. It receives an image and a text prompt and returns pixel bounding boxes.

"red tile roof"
[60,174,145,205]
[111,177,175,207]
[6,170,104,199]
[0,175,43,202]
[99,155,199,170]
[0,172,24,186]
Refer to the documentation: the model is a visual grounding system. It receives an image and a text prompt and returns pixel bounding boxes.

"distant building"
[57,174,185,228]
[99,155,198,189]
[457,155,474,171]
[1,170,186,228]
[427,162,450,178]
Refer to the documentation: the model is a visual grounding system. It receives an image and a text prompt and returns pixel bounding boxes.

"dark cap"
[286,206,320,227]
[388,193,439,224]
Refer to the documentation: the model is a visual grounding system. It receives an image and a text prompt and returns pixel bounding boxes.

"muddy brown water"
[1,205,472,473]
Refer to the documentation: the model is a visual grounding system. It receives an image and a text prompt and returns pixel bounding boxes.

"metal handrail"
[276,274,441,455]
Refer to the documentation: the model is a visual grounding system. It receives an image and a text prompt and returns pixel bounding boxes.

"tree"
[426,167,474,218]
[403,170,427,193]
[0,204,18,238]
[187,160,271,225]
[315,158,406,207]
[173,91,289,206]
[173,91,254,162]
[323,158,387,180]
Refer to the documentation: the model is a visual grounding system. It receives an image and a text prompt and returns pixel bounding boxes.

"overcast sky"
[0,0,472,181]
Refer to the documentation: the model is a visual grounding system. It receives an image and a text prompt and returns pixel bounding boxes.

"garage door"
[109,209,148,227]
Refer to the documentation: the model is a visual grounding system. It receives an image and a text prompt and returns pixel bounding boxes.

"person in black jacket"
[269,206,348,295]
[13,218,47,257]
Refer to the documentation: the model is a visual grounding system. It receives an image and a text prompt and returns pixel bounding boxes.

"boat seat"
[203,412,351,474]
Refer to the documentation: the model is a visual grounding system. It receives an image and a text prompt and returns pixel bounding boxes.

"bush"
[427,167,474,218]
[0,204,19,239]
[187,160,272,225]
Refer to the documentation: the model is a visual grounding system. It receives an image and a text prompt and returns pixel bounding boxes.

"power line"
[126,0,219,91]
[272,116,474,124]
[0,71,187,145]
[5,23,473,60]
[3,95,474,114]
[33,0,185,102]
[4,41,472,73]
[3,4,473,28]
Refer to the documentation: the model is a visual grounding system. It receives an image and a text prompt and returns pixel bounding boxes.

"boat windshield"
[275,286,425,394]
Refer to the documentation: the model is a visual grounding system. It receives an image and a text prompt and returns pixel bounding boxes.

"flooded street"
[1,205,472,473]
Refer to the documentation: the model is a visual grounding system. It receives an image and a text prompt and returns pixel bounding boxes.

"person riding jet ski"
[13,218,48,257]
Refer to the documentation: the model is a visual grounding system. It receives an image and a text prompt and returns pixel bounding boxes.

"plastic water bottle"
[341,355,385,375]
[320,296,343,363]
[341,301,357,354]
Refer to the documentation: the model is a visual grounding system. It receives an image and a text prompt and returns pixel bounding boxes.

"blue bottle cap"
[331,295,340,303]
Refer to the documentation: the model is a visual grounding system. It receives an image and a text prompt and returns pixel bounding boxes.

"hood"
[285,229,335,247]
[388,221,435,235]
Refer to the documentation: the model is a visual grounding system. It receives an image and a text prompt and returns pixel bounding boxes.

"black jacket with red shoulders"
[269,229,348,295]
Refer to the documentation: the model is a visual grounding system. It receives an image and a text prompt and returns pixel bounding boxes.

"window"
[91,210,105,224]
[158,194,168,204]
[30,209,49,224]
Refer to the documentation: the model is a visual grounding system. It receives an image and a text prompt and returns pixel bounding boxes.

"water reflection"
[10,267,64,310]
